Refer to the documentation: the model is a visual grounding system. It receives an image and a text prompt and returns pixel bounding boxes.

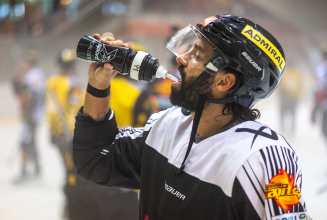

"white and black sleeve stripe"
[235,151,267,220]
[235,145,308,220]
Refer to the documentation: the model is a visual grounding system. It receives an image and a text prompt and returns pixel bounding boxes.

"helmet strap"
[175,69,237,176]
[175,93,207,176]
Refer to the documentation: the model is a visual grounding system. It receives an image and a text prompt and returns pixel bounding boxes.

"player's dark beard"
[170,65,214,112]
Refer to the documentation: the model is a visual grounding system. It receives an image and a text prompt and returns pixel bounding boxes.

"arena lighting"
[26,0,38,4]
[61,0,72,6]
[14,2,25,21]
[102,1,128,16]
[0,4,10,20]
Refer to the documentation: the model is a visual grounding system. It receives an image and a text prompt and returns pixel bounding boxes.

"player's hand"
[87,33,132,90]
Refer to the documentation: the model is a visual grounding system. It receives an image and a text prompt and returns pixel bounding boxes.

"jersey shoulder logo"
[235,126,278,149]
[265,169,301,211]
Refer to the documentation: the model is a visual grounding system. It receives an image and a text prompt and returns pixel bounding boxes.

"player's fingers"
[101,37,115,44]
[103,63,113,70]
[106,40,124,47]
[123,43,132,49]
[93,33,101,40]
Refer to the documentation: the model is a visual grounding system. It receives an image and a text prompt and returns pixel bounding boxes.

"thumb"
[103,63,118,78]
[88,63,102,73]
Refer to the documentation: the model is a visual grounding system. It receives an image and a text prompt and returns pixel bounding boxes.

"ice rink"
[1,81,327,220]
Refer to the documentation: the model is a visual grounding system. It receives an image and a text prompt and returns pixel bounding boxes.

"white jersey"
[74,106,311,220]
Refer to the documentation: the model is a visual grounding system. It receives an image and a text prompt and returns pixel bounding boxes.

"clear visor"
[166,24,219,72]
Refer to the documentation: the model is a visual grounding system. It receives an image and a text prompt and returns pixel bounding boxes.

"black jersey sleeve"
[231,145,311,220]
[73,107,147,189]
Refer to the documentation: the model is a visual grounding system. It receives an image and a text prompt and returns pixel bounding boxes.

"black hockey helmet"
[167,14,286,108]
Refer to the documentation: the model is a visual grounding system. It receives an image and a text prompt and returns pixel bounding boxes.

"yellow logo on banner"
[241,25,285,72]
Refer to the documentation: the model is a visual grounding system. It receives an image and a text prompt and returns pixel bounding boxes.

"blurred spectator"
[278,65,302,135]
[12,49,46,184]
[312,50,327,141]
[46,48,138,220]
[311,51,327,124]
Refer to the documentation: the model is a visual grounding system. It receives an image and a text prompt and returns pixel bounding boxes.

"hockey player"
[73,15,311,220]
[12,49,46,184]
[47,48,82,164]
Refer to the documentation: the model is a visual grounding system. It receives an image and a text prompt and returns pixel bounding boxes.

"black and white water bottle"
[76,35,178,82]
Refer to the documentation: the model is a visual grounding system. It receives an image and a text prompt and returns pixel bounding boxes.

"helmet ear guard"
[211,53,230,71]
[205,55,229,74]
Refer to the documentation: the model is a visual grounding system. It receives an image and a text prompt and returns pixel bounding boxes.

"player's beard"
[170,65,214,112]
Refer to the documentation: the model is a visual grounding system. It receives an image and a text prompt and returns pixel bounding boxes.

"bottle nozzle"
[155,66,168,79]
[155,66,179,82]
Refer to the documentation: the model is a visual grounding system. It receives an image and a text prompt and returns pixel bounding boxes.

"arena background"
[0,0,327,219]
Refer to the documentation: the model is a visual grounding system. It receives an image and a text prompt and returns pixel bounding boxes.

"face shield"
[166,24,228,74]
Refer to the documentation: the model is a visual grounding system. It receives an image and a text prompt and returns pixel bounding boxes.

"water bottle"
[76,35,178,82]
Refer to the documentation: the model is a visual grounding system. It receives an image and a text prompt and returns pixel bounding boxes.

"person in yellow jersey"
[46,48,83,219]
[47,48,83,161]
[109,37,155,128]
[46,48,139,220]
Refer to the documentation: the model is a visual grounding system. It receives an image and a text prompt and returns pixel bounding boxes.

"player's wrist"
[87,78,110,90]
[87,80,111,98]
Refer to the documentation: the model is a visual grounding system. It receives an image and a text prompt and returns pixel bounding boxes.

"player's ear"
[213,71,236,92]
